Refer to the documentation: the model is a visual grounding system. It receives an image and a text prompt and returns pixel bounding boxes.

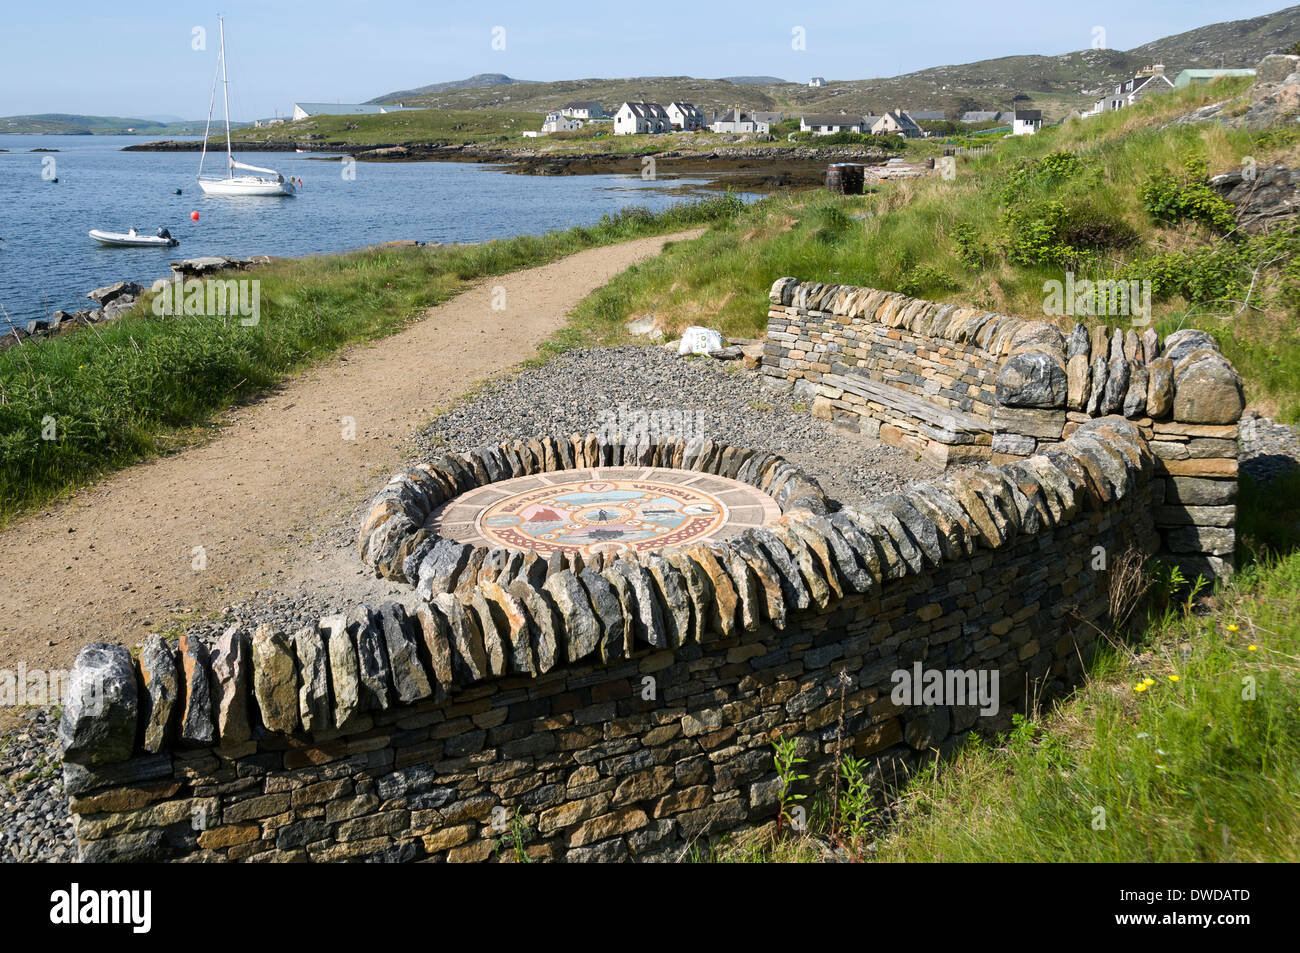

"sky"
[0,0,1288,120]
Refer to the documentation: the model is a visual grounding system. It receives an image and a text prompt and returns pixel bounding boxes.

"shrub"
[1138,153,1236,230]
[898,263,959,297]
[951,221,991,270]
[1002,201,1096,268]
[790,130,905,150]
[1001,150,1084,202]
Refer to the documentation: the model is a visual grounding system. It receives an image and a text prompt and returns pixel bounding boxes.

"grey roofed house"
[908,109,947,121]
[800,113,864,127]
[1014,109,1042,121]
[960,110,999,122]
[292,102,419,120]
[751,111,785,123]
[564,101,603,110]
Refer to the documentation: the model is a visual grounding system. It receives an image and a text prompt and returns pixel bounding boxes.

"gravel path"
[411,345,939,504]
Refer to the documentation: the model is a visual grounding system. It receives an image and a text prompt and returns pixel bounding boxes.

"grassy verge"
[698,469,1300,864]
[0,194,742,524]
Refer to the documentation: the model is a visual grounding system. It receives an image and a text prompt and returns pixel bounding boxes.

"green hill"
[0,113,250,136]
[368,6,1300,121]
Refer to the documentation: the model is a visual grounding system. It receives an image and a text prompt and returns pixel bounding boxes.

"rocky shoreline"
[123,138,896,188]
[1,256,271,350]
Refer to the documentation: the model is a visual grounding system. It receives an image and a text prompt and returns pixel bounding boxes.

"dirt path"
[0,230,702,672]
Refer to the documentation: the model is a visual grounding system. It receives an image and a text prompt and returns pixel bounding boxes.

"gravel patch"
[0,709,75,862]
[411,345,942,504]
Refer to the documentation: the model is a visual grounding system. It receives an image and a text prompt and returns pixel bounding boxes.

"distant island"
[0,113,254,136]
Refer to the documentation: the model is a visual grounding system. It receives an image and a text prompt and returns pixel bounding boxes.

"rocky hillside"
[367,6,1300,119]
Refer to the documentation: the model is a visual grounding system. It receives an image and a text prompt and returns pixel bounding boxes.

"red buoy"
[190,210,200,221]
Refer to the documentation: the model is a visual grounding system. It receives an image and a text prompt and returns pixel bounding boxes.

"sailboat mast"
[219,15,233,175]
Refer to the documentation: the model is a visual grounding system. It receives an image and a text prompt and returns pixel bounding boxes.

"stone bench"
[813,372,993,468]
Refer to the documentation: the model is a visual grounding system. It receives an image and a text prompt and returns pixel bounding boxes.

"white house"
[870,109,922,138]
[560,101,607,119]
[614,102,672,135]
[1089,65,1175,115]
[710,109,770,134]
[799,113,865,135]
[809,77,826,88]
[291,102,418,121]
[1012,109,1042,135]
[541,112,583,134]
[665,102,706,131]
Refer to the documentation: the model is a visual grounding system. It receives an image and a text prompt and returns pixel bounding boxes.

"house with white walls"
[710,108,771,134]
[560,101,607,119]
[1012,109,1042,135]
[665,102,706,131]
[614,102,672,134]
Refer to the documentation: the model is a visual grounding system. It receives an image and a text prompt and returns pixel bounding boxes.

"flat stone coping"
[429,466,782,557]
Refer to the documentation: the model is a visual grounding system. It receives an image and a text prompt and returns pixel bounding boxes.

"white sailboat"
[197,16,295,197]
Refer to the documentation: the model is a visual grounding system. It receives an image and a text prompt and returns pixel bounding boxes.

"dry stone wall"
[762,279,1242,582]
[60,418,1161,862]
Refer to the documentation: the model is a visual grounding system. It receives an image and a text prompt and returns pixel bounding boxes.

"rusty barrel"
[826,164,844,193]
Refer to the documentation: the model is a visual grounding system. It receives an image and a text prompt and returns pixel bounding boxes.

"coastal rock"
[59,643,138,766]
[86,281,142,306]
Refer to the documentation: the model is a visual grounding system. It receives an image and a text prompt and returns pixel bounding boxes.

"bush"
[898,264,959,297]
[1002,201,1095,268]
[950,222,991,270]
[1001,150,1084,202]
[790,130,904,150]
[1138,153,1236,230]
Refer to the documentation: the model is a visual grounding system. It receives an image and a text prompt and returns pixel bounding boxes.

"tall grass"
[0,194,742,523]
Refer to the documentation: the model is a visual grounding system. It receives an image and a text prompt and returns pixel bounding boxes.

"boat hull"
[198,176,295,197]
[89,230,179,247]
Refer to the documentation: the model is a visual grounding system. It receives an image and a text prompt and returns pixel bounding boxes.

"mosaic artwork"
[478,479,729,556]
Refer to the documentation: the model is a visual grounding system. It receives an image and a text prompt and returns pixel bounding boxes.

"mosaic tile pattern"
[430,467,781,557]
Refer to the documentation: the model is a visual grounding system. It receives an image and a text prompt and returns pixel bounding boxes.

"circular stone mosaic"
[430,467,782,557]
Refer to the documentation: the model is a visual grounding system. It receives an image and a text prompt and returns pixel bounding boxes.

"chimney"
[1152,63,1165,76]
